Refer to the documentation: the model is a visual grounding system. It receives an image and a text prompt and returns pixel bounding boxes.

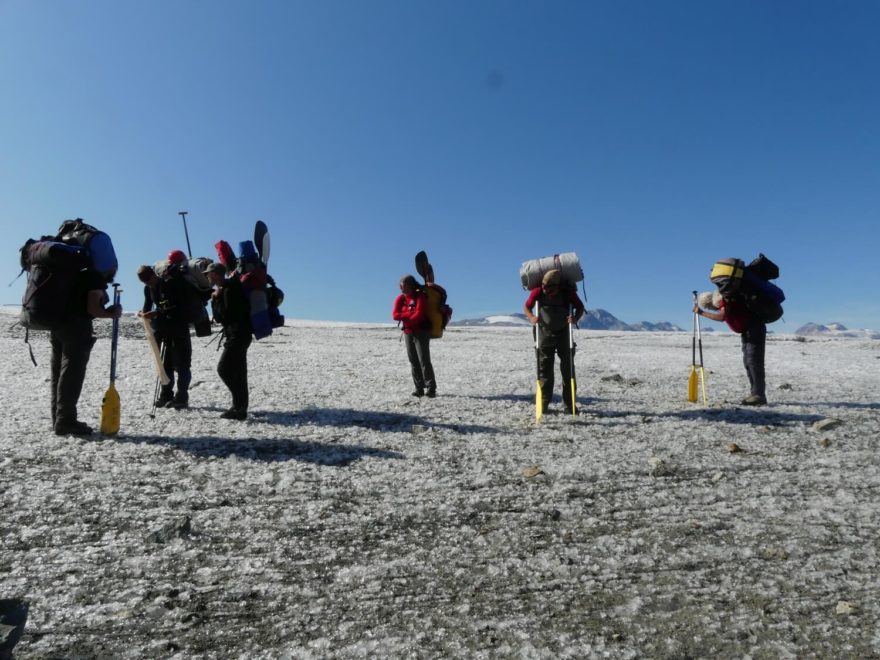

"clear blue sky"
[2,0,878,330]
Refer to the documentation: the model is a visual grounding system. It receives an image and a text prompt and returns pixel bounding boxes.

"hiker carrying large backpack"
[206,261,252,420]
[207,223,283,419]
[18,219,122,436]
[149,249,209,410]
[523,268,585,416]
[694,254,784,406]
[392,274,437,398]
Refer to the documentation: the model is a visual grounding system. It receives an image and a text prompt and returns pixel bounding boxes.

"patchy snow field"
[2,310,879,658]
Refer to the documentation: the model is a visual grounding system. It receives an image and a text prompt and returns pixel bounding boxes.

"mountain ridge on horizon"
[451,309,685,332]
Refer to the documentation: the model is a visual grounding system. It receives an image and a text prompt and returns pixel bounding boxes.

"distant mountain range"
[794,322,880,339]
[451,310,684,332]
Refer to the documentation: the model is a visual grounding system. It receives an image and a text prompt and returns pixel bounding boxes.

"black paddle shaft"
[178,211,192,257]
[110,285,120,382]
[691,291,698,366]
[692,290,705,368]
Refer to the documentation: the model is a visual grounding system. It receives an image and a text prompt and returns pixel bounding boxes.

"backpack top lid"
[710,258,744,282]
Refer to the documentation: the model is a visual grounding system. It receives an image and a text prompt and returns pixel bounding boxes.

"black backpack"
[266,274,285,329]
[710,254,785,323]
[19,239,91,331]
[19,219,117,330]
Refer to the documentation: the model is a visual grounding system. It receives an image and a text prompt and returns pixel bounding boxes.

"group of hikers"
[136,253,252,420]
[392,265,771,414]
[22,220,777,437]
[19,219,271,436]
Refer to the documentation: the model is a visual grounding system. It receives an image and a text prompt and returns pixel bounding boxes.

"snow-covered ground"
[2,310,879,658]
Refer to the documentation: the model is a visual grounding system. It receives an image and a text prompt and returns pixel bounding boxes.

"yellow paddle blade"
[698,367,709,405]
[688,367,698,402]
[100,383,120,435]
[536,381,543,422]
[570,378,577,415]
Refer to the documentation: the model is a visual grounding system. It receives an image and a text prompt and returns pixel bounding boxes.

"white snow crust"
[2,313,879,658]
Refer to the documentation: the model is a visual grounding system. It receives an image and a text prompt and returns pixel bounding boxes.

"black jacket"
[212,274,251,340]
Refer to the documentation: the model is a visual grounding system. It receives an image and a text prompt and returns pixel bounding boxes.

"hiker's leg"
[55,320,95,425]
[414,333,436,393]
[538,334,556,406]
[159,334,174,399]
[169,324,192,402]
[404,333,424,391]
[50,330,63,426]
[218,335,250,411]
[236,336,251,411]
[742,322,767,398]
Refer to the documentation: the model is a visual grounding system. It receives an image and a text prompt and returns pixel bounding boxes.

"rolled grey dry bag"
[519,252,583,290]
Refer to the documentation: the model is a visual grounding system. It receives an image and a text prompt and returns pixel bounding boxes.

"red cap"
[168,249,187,264]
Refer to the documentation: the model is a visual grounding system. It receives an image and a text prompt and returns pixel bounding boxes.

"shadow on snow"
[114,433,405,466]
[780,401,880,411]
[252,407,498,434]
[590,407,826,427]
[467,393,607,407]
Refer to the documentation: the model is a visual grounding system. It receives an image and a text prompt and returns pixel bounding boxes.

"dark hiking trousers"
[536,329,575,410]
[155,330,175,400]
[50,318,96,426]
[405,332,436,393]
[163,322,192,401]
[218,334,251,411]
[741,320,767,398]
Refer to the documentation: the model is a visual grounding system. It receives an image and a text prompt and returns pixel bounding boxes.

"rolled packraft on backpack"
[520,252,583,290]
[710,254,785,323]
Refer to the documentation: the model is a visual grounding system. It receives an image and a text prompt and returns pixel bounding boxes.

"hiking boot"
[220,408,247,420]
[169,397,189,410]
[54,420,94,436]
[411,389,424,397]
[741,394,767,406]
[426,389,437,398]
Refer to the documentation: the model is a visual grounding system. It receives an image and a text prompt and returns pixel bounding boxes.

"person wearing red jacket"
[694,291,767,405]
[524,270,585,414]
[392,274,437,397]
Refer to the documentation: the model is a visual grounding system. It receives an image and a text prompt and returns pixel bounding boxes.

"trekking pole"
[535,301,543,422]
[150,375,161,418]
[694,290,709,405]
[178,211,192,257]
[568,306,577,416]
[688,292,698,402]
